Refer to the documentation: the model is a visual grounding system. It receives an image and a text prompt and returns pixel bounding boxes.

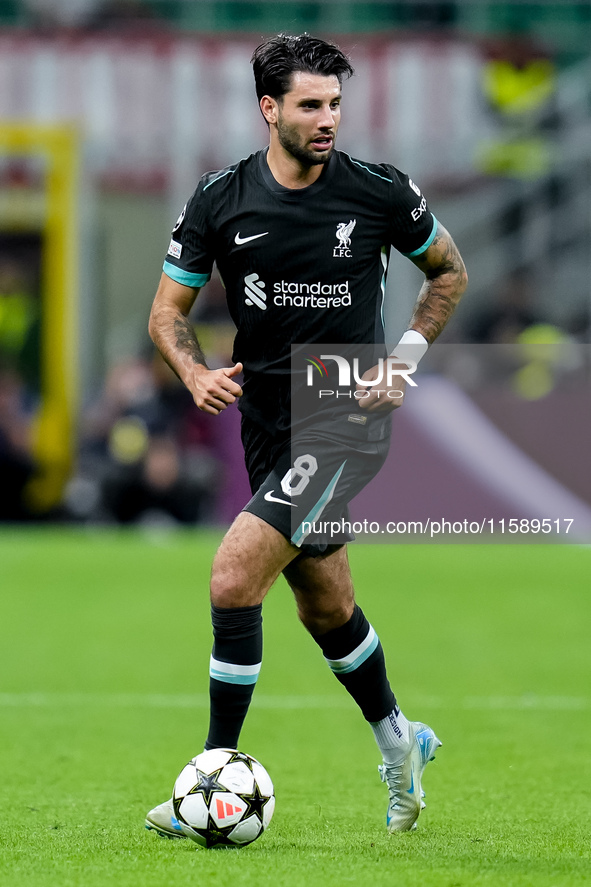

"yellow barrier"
[0,124,79,512]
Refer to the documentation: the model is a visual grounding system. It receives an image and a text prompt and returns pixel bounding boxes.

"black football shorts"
[241,415,391,556]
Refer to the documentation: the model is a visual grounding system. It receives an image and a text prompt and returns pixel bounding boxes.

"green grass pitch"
[0,529,589,886]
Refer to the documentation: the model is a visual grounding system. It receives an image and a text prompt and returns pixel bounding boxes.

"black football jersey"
[163,149,437,430]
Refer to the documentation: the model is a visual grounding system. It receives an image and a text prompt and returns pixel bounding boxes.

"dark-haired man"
[146,34,467,837]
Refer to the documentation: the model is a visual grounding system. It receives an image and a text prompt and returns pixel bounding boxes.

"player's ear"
[260,95,278,126]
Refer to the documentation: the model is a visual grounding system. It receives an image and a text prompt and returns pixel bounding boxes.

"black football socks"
[312,604,396,721]
[205,603,263,750]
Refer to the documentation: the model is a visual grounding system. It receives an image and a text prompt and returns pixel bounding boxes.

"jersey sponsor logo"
[244,272,267,310]
[172,204,186,232]
[411,196,427,222]
[334,219,356,258]
[245,274,352,310]
[167,238,182,259]
[409,179,421,197]
[273,279,351,308]
[263,490,297,507]
[235,231,269,245]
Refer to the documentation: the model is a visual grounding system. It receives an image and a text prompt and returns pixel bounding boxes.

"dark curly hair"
[251,34,354,102]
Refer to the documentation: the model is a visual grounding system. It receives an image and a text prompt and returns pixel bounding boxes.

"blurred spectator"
[567,308,591,343]
[0,257,40,392]
[0,370,35,521]
[478,34,557,179]
[102,432,209,525]
[482,35,555,121]
[67,350,221,525]
[466,268,542,344]
[0,255,40,520]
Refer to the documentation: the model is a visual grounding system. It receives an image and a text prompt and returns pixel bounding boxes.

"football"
[172,748,275,848]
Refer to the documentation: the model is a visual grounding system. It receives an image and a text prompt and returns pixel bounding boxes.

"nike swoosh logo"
[264,490,297,507]
[235,232,269,245]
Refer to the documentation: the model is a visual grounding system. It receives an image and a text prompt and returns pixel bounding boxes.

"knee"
[210,567,243,608]
[297,598,354,636]
[210,564,264,609]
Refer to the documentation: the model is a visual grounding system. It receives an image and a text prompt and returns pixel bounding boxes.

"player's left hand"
[356,363,407,413]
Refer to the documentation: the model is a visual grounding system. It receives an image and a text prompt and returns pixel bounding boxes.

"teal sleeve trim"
[401,216,438,258]
[162,261,210,287]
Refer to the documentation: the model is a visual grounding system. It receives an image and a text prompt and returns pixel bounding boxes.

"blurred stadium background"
[1,0,590,530]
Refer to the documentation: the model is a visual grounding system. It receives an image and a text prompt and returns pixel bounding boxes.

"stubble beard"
[276,115,334,167]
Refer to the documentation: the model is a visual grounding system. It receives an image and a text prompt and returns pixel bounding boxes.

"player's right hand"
[190,362,243,415]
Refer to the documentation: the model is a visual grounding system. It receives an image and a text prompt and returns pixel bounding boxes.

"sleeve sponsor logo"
[411,196,427,221]
[167,239,182,259]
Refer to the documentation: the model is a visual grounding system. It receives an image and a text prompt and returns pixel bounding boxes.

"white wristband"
[391,330,429,365]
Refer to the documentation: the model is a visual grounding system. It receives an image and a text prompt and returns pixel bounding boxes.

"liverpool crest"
[334,219,356,257]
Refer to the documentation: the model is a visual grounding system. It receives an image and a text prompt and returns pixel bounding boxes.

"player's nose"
[318,103,336,128]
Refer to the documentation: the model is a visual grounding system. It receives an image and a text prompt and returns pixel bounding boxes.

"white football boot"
[378,721,442,832]
[145,799,186,839]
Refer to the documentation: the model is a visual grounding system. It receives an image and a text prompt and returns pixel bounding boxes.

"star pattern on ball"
[172,749,274,848]
[202,823,232,848]
[228,751,254,769]
[188,767,225,805]
[242,782,269,822]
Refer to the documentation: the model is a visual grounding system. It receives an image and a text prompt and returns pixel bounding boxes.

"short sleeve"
[386,168,438,258]
[162,179,215,287]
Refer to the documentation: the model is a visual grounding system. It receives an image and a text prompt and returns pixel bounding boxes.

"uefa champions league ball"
[172,748,275,848]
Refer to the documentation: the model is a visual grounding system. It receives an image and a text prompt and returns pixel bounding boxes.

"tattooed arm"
[148,272,242,415]
[358,224,467,413]
[407,223,468,343]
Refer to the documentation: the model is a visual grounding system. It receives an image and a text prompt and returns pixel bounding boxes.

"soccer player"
[146,34,467,836]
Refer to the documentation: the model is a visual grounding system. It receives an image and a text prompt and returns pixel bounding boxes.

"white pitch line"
[0,693,588,711]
